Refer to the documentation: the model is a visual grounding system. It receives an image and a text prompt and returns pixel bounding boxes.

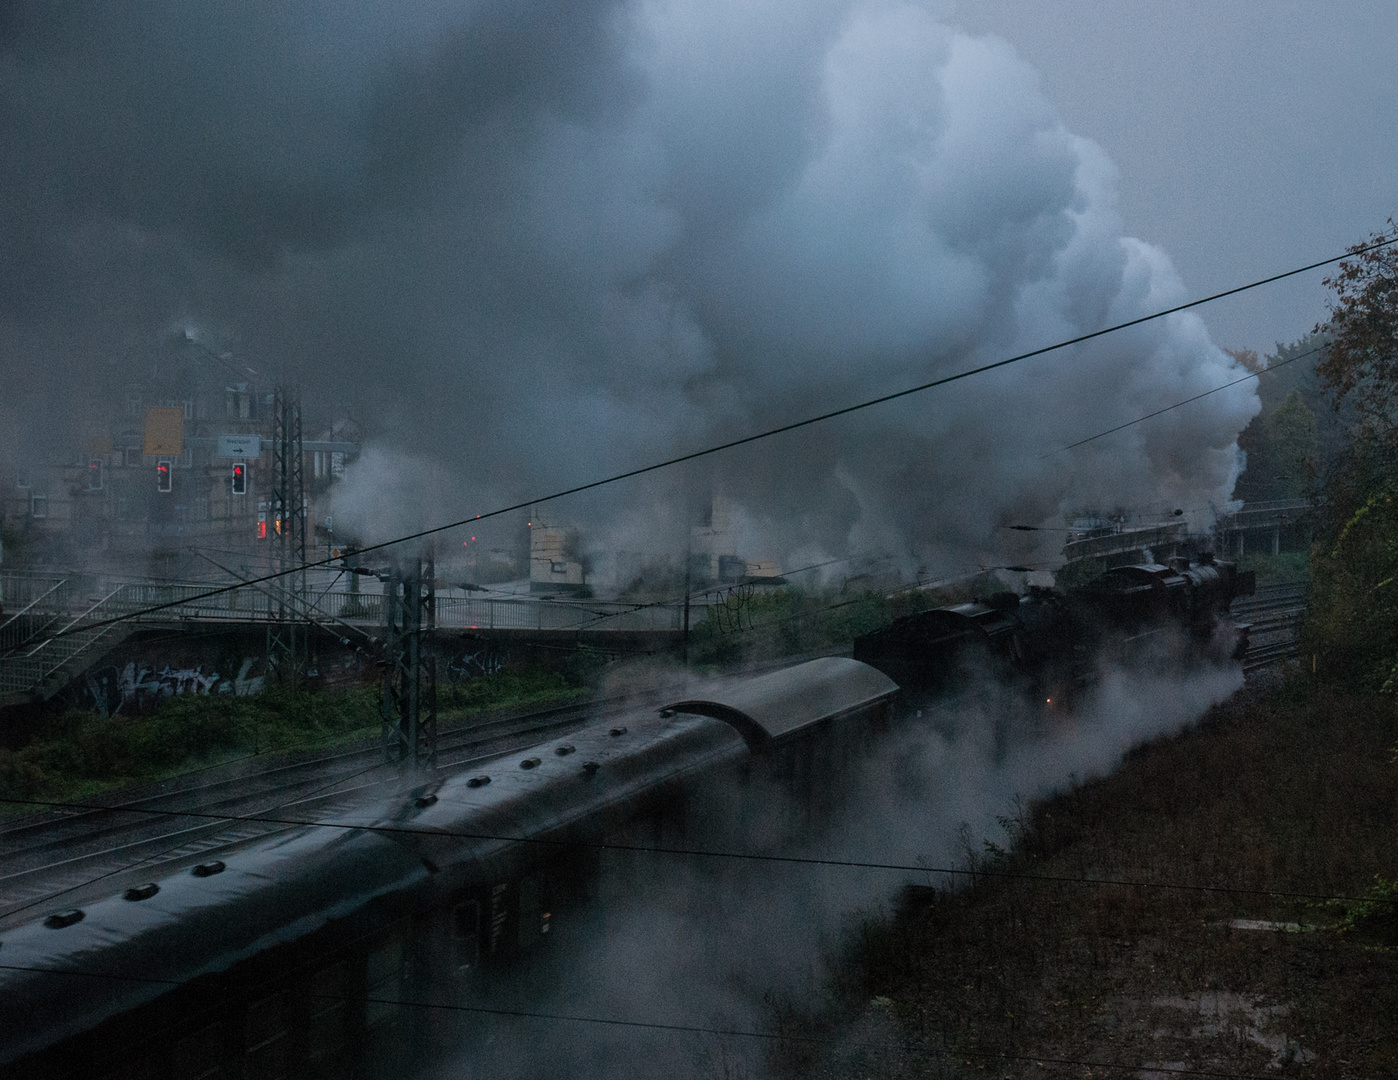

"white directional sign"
[217,434,262,459]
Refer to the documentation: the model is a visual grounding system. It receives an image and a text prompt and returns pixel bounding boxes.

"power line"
[0,961,1306,1080]
[1051,343,1325,455]
[1,793,1390,907]
[12,238,1391,650]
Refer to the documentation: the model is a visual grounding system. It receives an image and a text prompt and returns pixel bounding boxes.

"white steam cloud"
[1,0,1258,570]
[322,0,1257,569]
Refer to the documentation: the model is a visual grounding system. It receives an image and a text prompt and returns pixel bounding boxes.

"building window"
[15,469,31,489]
[30,493,48,519]
[226,386,256,421]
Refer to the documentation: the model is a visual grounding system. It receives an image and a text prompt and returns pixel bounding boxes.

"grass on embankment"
[825,677,1398,1079]
[0,665,586,813]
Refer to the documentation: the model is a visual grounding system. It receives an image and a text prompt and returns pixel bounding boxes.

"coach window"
[307,962,351,1063]
[453,900,482,971]
[366,934,407,1029]
[245,992,290,1079]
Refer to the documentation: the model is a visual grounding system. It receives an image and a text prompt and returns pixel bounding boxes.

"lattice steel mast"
[266,385,307,686]
[381,547,437,769]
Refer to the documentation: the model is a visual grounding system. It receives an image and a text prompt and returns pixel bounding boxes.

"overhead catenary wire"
[0,793,1390,908]
[8,238,1391,652]
[1050,342,1325,455]
[0,961,1296,1080]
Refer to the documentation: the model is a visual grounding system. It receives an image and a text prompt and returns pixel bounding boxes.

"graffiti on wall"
[79,657,269,717]
[446,645,503,682]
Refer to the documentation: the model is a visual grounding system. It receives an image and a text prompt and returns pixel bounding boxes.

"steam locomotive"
[852,555,1255,703]
[0,558,1253,1078]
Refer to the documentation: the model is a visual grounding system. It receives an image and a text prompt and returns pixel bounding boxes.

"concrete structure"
[528,523,586,595]
[1215,499,1313,558]
[1060,521,1187,567]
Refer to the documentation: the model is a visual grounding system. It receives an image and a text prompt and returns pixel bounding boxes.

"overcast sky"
[951,0,1398,357]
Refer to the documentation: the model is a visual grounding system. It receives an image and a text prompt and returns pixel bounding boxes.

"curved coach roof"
[661,656,897,748]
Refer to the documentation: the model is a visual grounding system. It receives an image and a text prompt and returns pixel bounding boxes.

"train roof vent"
[191,861,226,878]
[123,883,160,901]
[467,775,491,788]
[660,656,897,749]
[520,757,542,770]
[44,910,84,929]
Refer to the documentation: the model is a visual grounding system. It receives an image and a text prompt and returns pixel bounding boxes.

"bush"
[1303,439,1398,689]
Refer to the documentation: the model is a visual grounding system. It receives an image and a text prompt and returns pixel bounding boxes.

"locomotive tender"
[853,555,1256,701]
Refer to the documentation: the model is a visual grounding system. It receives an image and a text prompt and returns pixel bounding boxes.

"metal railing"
[0,570,685,634]
[0,572,685,699]
[0,585,134,696]
[434,596,683,632]
[0,575,72,654]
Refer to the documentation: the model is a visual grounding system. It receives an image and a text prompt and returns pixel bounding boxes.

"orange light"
[257,521,267,539]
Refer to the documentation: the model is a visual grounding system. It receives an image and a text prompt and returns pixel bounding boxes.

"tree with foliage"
[1305,222,1398,687]
[1233,387,1318,502]
[1317,221,1398,430]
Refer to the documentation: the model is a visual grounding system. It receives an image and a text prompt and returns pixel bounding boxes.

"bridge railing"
[0,574,73,654]
[434,596,683,632]
[3,575,685,633]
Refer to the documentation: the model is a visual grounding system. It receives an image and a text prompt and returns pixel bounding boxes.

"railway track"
[1234,580,1307,673]
[0,690,666,926]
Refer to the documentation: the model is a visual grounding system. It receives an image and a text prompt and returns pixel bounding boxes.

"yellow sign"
[143,407,184,456]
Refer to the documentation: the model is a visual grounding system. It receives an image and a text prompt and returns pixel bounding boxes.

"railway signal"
[155,459,172,493]
[231,461,247,495]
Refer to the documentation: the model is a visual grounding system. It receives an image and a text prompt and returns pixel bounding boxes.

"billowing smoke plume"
[0,1,1258,570]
